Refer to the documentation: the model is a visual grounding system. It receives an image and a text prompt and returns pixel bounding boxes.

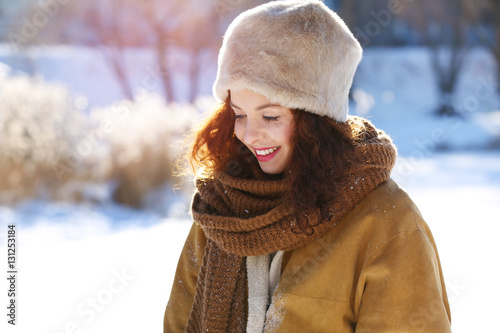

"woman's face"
[230,89,295,175]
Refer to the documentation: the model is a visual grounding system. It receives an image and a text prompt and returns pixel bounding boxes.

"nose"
[242,118,263,145]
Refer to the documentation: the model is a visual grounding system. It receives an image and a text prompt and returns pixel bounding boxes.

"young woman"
[164,1,451,332]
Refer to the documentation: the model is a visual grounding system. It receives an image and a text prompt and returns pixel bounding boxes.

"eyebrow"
[230,102,282,111]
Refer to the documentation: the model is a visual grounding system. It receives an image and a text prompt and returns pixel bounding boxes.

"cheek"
[234,122,244,141]
[280,123,295,148]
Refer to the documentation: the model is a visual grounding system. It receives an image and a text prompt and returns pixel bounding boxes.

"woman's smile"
[253,146,281,162]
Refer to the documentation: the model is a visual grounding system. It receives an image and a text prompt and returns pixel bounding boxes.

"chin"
[258,163,284,175]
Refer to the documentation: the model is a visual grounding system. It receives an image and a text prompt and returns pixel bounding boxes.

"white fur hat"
[213,0,362,122]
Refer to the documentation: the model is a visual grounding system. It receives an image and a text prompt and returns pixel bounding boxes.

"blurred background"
[0,0,499,332]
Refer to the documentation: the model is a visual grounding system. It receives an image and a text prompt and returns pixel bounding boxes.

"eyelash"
[233,114,280,122]
[263,116,280,122]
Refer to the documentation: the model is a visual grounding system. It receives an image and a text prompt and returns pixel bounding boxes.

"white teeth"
[255,147,279,156]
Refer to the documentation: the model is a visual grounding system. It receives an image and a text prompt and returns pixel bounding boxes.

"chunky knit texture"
[184,117,397,332]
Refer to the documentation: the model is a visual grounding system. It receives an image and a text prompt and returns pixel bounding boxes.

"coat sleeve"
[164,222,207,333]
[354,216,452,332]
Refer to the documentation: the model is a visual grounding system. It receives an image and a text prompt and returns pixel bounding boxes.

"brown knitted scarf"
[185,117,397,332]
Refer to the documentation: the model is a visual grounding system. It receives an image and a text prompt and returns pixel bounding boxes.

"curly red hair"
[188,97,359,233]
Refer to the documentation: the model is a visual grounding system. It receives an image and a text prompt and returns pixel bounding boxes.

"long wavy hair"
[187,97,361,234]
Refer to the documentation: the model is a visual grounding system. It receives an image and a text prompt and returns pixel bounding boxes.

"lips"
[254,146,281,162]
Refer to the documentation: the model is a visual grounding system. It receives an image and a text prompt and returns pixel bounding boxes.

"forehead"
[230,89,271,103]
[230,89,288,111]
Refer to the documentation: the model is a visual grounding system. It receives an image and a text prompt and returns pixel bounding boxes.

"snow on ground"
[1,152,499,333]
[0,205,192,333]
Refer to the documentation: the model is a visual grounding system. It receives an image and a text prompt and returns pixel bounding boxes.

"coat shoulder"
[341,178,435,253]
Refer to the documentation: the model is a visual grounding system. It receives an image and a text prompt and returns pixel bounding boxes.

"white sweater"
[246,251,284,333]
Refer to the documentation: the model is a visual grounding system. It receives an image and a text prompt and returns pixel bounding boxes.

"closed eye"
[264,116,280,122]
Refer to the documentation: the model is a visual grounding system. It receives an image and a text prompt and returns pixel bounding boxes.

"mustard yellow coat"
[164,180,451,332]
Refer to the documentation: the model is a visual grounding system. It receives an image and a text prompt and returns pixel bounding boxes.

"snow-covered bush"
[0,64,88,203]
[88,91,201,207]
[0,64,203,207]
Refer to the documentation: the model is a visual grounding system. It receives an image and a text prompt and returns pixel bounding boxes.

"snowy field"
[1,152,499,333]
[1,45,500,332]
